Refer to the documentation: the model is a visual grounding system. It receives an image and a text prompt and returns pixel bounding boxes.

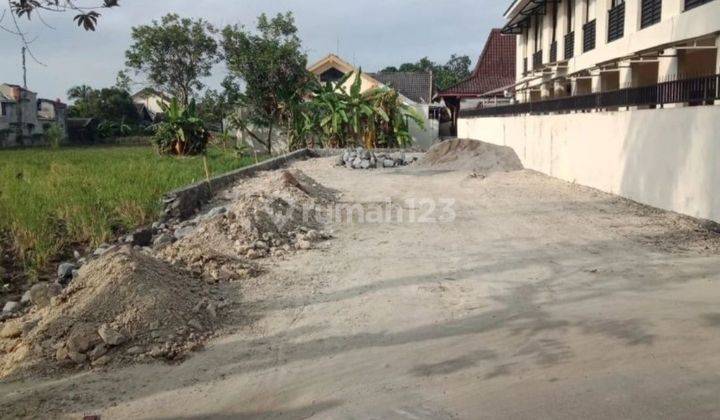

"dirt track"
[2,156,720,419]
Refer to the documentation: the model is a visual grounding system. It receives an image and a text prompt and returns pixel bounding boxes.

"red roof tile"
[437,29,516,97]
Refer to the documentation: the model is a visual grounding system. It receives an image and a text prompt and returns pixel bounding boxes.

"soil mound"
[0,247,221,379]
[415,139,523,173]
[161,170,335,278]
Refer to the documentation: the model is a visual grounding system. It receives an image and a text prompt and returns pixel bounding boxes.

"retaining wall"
[162,149,313,220]
[458,106,720,222]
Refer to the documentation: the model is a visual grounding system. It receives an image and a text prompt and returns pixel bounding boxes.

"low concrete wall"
[163,149,313,220]
[458,106,720,222]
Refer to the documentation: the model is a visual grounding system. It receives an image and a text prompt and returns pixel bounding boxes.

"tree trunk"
[266,122,273,156]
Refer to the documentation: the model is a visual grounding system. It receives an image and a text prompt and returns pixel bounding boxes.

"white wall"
[458,106,720,222]
[408,103,439,150]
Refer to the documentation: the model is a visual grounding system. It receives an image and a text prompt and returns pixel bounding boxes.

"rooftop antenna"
[21,47,27,88]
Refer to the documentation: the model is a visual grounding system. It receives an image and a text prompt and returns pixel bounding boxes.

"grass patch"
[0,145,262,275]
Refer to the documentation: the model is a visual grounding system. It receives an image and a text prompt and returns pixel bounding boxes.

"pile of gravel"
[336,148,417,169]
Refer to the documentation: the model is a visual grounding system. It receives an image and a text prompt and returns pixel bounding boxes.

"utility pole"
[21,47,27,88]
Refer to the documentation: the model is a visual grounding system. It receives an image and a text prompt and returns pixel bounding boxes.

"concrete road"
[2,158,720,419]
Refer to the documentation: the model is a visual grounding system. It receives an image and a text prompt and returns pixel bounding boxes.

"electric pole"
[21,47,27,88]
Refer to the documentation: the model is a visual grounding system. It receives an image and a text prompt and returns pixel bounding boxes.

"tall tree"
[67,86,139,124]
[197,76,243,127]
[124,14,220,105]
[222,12,309,155]
[115,70,133,93]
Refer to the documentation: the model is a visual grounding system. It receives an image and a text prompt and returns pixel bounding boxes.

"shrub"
[44,123,65,149]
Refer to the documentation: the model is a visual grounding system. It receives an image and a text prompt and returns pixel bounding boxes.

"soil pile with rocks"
[415,139,523,173]
[160,169,335,280]
[0,169,336,379]
[0,247,223,380]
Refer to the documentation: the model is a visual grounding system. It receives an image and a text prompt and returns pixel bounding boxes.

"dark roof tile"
[438,29,516,97]
[368,71,434,103]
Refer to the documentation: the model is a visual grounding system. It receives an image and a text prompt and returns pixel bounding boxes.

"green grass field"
[0,146,261,275]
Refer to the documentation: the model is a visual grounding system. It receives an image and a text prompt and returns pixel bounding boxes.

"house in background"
[37,98,68,135]
[132,88,170,124]
[0,84,41,146]
[435,29,516,136]
[307,54,440,149]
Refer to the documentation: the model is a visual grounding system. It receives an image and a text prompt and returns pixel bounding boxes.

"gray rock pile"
[337,148,417,169]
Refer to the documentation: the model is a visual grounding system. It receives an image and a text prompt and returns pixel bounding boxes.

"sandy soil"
[2,157,720,419]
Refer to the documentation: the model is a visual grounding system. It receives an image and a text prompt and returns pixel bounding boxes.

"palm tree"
[66,85,93,102]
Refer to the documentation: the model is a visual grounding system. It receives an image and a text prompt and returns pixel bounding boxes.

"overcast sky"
[0,0,507,102]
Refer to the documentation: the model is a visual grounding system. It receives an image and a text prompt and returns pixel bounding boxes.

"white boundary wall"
[458,106,720,222]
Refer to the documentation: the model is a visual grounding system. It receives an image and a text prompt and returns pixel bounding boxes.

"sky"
[0,0,507,102]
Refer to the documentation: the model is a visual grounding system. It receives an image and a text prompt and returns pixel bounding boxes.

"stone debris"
[28,283,61,309]
[124,228,153,247]
[337,148,417,169]
[57,262,77,285]
[159,169,334,282]
[2,301,20,314]
[0,168,336,380]
[0,320,21,339]
[98,324,126,346]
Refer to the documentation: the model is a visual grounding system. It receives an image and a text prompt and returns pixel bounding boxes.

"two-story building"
[504,0,719,101]
[0,84,68,147]
[0,84,42,146]
[457,0,720,224]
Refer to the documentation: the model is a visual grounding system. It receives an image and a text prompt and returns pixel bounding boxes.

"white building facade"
[504,0,720,101]
[458,0,720,223]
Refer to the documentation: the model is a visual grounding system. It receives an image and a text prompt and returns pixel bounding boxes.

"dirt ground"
[2,156,720,419]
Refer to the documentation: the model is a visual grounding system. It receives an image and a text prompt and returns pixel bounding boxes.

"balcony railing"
[685,0,714,11]
[641,0,662,28]
[607,3,625,42]
[459,74,720,118]
[583,20,596,52]
[532,50,543,70]
[564,32,575,59]
[549,41,558,63]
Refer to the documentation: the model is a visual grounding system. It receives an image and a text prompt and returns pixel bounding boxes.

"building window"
[583,19,596,52]
[641,0,662,28]
[607,0,625,42]
[319,67,345,83]
[1,103,6,116]
[685,0,714,11]
[567,0,575,33]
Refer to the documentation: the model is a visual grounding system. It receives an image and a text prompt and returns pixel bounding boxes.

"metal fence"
[460,74,720,118]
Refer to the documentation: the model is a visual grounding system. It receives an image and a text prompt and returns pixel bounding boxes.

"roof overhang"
[501,0,552,34]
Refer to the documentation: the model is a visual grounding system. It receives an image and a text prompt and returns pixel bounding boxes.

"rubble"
[337,148,417,169]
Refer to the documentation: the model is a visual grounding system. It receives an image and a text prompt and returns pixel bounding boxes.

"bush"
[44,123,65,149]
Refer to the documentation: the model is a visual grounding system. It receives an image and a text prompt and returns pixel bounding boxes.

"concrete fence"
[458,106,720,222]
[162,149,313,220]
[162,147,425,221]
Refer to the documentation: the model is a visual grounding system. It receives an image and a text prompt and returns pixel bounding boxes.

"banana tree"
[153,98,209,155]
